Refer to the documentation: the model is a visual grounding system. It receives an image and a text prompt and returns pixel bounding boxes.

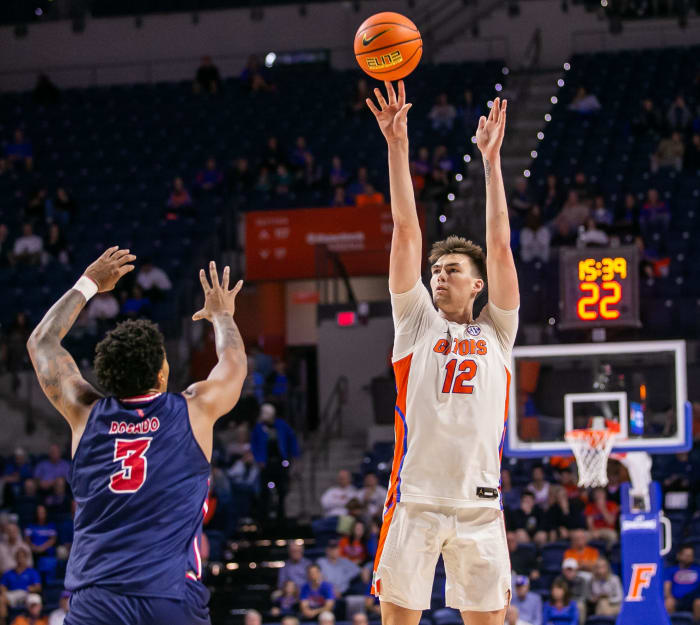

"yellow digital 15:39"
[578,257,628,282]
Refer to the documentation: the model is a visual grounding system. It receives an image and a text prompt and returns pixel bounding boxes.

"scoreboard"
[559,246,641,329]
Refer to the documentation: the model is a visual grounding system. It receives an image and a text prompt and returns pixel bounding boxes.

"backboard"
[504,340,690,458]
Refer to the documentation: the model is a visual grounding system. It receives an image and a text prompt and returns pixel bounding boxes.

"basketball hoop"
[565,419,620,488]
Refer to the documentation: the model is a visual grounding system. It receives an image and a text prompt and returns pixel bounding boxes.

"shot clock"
[559,246,641,329]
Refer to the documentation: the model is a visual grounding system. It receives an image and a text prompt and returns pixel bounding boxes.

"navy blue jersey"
[65,392,210,599]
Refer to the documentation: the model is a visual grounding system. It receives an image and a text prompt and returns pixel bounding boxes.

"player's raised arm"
[475,97,520,310]
[367,80,421,294]
[27,247,135,430]
[184,262,247,427]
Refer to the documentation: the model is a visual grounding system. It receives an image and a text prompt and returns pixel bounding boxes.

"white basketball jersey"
[386,279,518,510]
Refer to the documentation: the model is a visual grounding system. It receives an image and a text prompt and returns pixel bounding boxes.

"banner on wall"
[245,205,401,280]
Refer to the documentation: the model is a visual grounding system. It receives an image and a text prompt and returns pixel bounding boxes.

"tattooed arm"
[476,97,520,310]
[27,247,136,432]
[184,262,247,459]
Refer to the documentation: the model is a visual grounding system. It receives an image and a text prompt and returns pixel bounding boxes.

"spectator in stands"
[25,505,57,559]
[540,174,564,219]
[5,129,33,171]
[298,153,324,191]
[632,98,664,137]
[317,539,361,597]
[0,549,41,613]
[228,449,260,492]
[43,223,70,266]
[571,171,595,204]
[586,557,622,617]
[53,188,77,225]
[25,187,48,224]
[0,223,12,267]
[558,560,590,622]
[290,136,313,171]
[684,133,700,172]
[650,131,684,173]
[166,177,193,219]
[86,292,120,326]
[510,178,534,223]
[459,89,481,132]
[591,195,613,227]
[512,575,542,625]
[193,56,221,94]
[13,223,43,266]
[33,74,60,107]
[662,451,693,494]
[275,164,293,196]
[667,95,692,131]
[338,520,367,565]
[355,184,385,208]
[552,191,589,245]
[331,186,350,207]
[640,188,671,239]
[7,312,31,384]
[584,488,619,546]
[563,529,599,572]
[321,470,359,517]
[229,158,255,194]
[577,217,609,248]
[195,157,224,194]
[348,79,370,116]
[265,359,289,403]
[329,156,349,188]
[251,403,300,522]
[48,590,69,625]
[567,86,601,114]
[240,55,274,93]
[136,259,172,301]
[255,166,272,193]
[262,136,286,171]
[281,617,300,625]
[318,611,334,625]
[545,485,585,541]
[278,542,312,590]
[346,167,370,201]
[352,613,368,625]
[432,145,455,173]
[520,206,550,263]
[500,469,521,511]
[615,192,640,236]
[10,592,47,625]
[244,609,262,625]
[410,147,431,193]
[0,524,32,574]
[664,545,700,621]
[45,477,71,518]
[4,448,33,501]
[508,491,547,546]
[527,466,550,508]
[300,564,335,620]
[429,93,457,132]
[358,473,386,520]
[120,285,151,319]
[271,580,300,617]
[543,579,578,625]
[506,605,532,625]
[507,532,538,579]
[35,444,70,493]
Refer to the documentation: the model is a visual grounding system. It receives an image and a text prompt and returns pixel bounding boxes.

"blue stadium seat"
[670,613,694,625]
[585,617,616,625]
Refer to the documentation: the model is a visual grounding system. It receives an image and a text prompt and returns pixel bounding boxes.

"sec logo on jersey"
[467,325,481,336]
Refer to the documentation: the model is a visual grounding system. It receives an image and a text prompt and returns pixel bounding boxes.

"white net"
[565,427,620,488]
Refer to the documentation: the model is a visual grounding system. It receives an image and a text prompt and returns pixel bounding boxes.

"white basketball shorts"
[372,502,511,612]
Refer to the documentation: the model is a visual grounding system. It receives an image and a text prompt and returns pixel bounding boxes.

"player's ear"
[473,278,485,295]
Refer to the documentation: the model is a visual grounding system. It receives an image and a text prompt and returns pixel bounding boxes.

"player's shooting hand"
[192,261,243,322]
[366,80,412,145]
[476,97,507,160]
[83,246,136,292]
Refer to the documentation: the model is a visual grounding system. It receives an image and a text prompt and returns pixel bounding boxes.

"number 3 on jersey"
[109,438,152,493]
[442,358,477,394]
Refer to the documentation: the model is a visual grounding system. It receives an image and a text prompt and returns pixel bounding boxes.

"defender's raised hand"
[193,261,243,322]
[476,97,507,161]
[366,80,412,145]
[83,246,136,292]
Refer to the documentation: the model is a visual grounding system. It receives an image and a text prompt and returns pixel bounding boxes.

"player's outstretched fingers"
[101,246,119,259]
[398,80,406,107]
[384,80,397,105]
[231,279,244,297]
[192,308,206,321]
[199,269,211,293]
[118,264,135,277]
[393,103,412,133]
[478,116,487,131]
[366,98,380,116]
[208,260,219,289]
[115,252,136,265]
[221,266,230,291]
[374,88,388,110]
[492,97,500,123]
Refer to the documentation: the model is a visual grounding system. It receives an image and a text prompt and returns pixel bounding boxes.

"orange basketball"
[354,12,422,82]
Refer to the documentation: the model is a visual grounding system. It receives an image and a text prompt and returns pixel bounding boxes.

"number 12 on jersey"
[441,359,477,394]
[109,437,152,494]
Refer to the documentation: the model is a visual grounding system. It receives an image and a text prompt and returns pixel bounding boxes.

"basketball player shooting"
[26,248,246,625]
[366,83,519,625]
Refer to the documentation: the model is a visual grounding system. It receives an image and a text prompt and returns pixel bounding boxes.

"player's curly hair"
[94,319,165,398]
[429,235,487,283]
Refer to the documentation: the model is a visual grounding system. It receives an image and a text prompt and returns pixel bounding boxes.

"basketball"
[354,12,422,82]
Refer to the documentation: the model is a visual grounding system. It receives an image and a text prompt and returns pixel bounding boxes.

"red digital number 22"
[109,438,152,493]
[441,358,478,394]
